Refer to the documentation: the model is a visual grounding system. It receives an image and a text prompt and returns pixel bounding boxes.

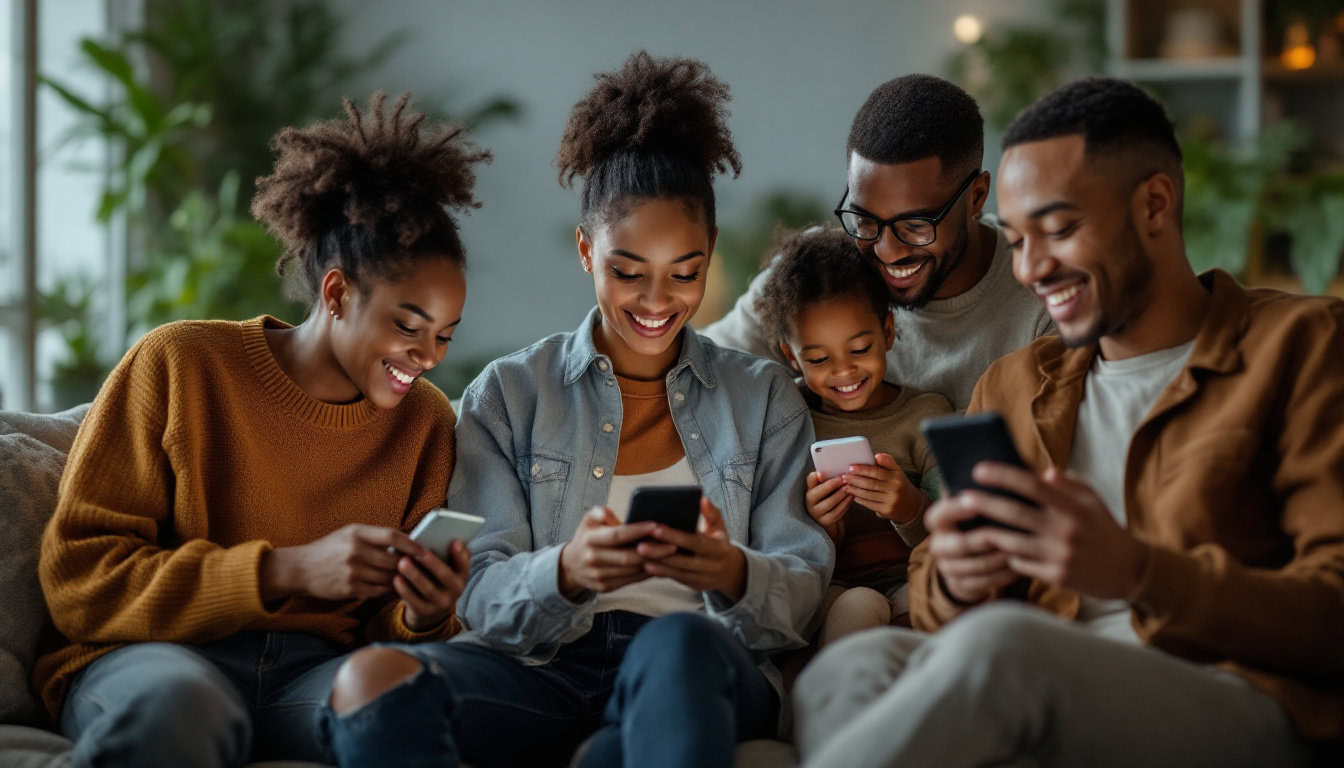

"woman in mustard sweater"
[35,93,487,768]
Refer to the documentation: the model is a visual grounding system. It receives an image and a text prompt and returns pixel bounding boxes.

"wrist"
[886,491,928,525]
[718,546,748,602]
[1122,539,1151,603]
[556,544,581,599]
[260,546,302,603]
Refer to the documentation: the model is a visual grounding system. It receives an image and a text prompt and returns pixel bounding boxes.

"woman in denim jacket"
[322,52,832,768]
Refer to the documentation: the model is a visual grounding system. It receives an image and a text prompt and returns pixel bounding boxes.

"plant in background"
[714,190,831,302]
[37,277,107,409]
[39,0,522,408]
[1180,121,1303,276]
[945,0,1107,131]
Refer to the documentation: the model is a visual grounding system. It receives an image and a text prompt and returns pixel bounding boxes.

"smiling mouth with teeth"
[1045,283,1084,306]
[384,361,417,385]
[631,313,673,329]
[832,379,866,394]
[886,261,926,280]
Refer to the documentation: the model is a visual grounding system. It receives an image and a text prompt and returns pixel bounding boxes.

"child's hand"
[844,453,930,525]
[806,471,852,541]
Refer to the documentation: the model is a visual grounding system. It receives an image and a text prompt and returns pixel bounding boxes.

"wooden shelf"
[1263,60,1344,84]
[1116,57,1247,81]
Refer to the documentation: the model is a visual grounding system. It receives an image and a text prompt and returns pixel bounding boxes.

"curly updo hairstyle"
[555,50,742,234]
[251,91,492,304]
[755,227,891,343]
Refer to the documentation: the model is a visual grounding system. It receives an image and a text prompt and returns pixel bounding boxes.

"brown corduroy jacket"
[909,270,1344,743]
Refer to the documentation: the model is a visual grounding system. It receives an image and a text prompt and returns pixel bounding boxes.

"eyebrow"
[609,249,705,264]
[1027,202,1080,219]
[847,198,939,220]
[799,330,875,352]
[398,303,462,328]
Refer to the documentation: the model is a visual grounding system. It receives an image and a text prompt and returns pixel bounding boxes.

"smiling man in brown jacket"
[793,78,1342,768]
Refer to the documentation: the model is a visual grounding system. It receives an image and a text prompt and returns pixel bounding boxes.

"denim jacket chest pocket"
[515,452,571,539]
[718,451,758,531]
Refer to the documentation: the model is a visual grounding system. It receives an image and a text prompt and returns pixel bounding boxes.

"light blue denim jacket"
[447,307,833,687]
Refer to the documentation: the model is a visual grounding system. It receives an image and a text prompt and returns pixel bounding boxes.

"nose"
[1014,236,1056,287]
[873,227,918,265]
[407,336,443,372]
[641,281,673,313]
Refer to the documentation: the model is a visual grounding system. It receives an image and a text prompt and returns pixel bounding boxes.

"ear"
[576,226,593,273]
[966,170,991,219]
[320,268,354,319]
[881,309,896,351]
[778,340,801,373]
[1134,172,1178,239]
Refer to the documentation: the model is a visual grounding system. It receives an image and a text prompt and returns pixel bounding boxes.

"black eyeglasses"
[833,169,981,247]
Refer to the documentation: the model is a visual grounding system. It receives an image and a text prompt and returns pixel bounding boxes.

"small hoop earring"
[329,308,339,318]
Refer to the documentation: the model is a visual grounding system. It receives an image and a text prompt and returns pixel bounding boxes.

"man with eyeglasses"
[704,74,1051,410]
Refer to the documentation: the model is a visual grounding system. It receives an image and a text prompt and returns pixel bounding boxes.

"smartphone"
[811,436,876,480]
[625,486,702,550]
[408,509,485,559]
[920,412,1035,531]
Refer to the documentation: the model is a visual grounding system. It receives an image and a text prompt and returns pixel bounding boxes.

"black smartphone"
[920,412,1036,531]
[625,485,702,549]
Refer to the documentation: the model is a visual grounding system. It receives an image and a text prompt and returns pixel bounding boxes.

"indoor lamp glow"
[954,14,984,45]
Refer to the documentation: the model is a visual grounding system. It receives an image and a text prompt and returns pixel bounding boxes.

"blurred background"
[2,0,1342,412]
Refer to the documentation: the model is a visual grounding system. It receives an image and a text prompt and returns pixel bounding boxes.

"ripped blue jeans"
[61,631,348,768]
[325,611,778,768]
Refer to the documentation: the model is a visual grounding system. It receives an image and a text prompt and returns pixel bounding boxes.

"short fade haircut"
[1002,77,1183,210]
[847,74,984,179]
[755,227,891,344]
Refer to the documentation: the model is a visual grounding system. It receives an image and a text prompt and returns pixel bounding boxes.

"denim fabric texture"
[61,631,347,768]
[447,307,835,702]
[335,611,776,768]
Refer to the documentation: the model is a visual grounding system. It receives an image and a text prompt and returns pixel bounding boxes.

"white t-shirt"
[594,458,704,617]
[701,222,1053,411]
[1069,340,1196,642]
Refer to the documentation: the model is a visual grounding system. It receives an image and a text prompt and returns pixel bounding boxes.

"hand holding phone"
[408,509,485,559]
[920,413,1035,531]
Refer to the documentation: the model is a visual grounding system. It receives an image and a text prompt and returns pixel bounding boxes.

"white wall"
[335,0,1050,365]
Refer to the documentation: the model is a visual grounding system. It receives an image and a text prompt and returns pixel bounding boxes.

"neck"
[933,220,997,300]
[1098,258,1210,360]
[594,320,682,382]
[265,313,362,403]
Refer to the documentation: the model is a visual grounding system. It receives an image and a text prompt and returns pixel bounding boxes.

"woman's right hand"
[260,524,424,602]
[557,507,665,598]
[806,472,852,541]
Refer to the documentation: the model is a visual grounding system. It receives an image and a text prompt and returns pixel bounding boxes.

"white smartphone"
[810,436,876,479]
[407,509,485,559]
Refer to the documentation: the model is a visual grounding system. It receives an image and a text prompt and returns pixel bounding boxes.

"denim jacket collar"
[561,306,718,389]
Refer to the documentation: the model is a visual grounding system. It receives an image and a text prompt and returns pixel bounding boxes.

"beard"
[890,224,969,310]
[1059,218,1155,348]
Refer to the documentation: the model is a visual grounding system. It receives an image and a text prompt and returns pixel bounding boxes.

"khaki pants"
[793,603,1315,768]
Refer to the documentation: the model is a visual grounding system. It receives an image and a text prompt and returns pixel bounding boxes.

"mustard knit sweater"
[34,317,457,717]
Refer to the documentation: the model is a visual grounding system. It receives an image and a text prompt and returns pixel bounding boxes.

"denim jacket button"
[592,465,605,479]
[673,392,685,403]
[602,423,614,433]
[597,360,609,372]
[690,432,699,440]
[531,463,541,476]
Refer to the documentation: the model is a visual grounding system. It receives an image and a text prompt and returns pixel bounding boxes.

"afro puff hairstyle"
[755,227,891,344]
[251,91,491,303]
[556,50,741,233]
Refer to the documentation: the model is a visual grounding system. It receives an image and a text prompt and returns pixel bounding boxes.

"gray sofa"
[0,406,798,767]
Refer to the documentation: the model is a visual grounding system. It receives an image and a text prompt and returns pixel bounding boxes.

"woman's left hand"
[396,538,472,632]
[641,496,747,601]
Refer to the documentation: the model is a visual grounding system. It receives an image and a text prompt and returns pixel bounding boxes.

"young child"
[756,227,953,644]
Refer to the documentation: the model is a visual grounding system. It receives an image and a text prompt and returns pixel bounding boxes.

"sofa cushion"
[0,406,89,726]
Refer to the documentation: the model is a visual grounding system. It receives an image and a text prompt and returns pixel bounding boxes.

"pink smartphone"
[810,436,875,479]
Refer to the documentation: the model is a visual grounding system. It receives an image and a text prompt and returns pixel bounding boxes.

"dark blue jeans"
[327,611,779,768]
[61,631,348,768]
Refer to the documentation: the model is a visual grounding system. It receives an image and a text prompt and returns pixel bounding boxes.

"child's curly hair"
[556,50,741,232]
[251,91,492,302]
[755,227,891,343]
